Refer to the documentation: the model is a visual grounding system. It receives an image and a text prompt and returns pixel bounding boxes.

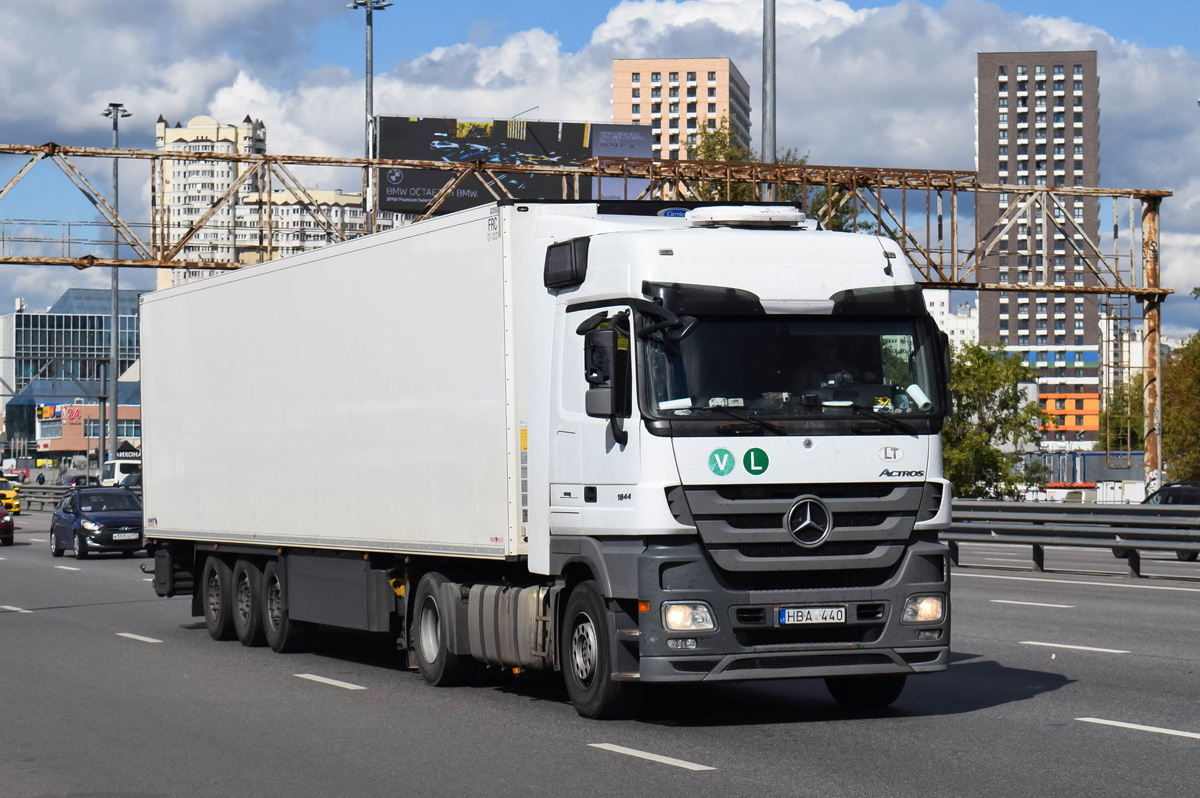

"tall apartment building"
[924,289,979,348]
[975,52,1101,445]
[611,58,751,160]
[155,115,396,290]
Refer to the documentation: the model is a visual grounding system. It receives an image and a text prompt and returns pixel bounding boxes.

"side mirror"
[583,329,617,415]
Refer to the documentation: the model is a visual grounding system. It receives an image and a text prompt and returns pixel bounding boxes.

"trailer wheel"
[561,580,642,719]
[825,674,908,708]
[232,560,266,647]
[412,572,475,686]
[261,560,311,653]
[202,557,237,641]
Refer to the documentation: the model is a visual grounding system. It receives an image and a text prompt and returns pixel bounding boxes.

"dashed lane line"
[1,605,32,613]
[1021,641,1130,654]
[991,600,1075,608]
[1078,718,1200,741]
[54,566,81,572]
[954,572,1200,594]
[589,743,715,772]
[117,633,163,644]
[294,673,366,691]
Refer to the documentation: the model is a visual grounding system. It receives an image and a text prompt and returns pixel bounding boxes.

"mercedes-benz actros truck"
[143,201,952,718]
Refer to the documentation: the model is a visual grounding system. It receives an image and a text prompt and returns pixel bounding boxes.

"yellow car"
[0,479,20,515]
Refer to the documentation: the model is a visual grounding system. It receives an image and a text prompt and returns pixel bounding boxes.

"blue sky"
[2,0,1200,336]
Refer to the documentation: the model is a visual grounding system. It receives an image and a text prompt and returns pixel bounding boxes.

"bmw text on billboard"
[376,117,653,215]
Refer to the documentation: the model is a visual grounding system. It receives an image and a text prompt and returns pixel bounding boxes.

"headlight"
[81,520,103,532]
[902,594,945,624]
[662,602,717,632]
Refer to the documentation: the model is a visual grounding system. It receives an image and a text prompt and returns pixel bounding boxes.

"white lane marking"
[294,673,366,691]
[143,578,153,582]
[589,743,715,772]
[1020,641,1130,654]
[117,633,162,644]
[991,600,1074,608]
[1,605,32,613]
[54,565,82,572]
[1078,718,1200,740]
[954,572,1200,594]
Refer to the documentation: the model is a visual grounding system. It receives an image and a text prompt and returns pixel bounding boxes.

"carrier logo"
[879,469,925,478]
[879,446,903,462]
[783,496,833,548]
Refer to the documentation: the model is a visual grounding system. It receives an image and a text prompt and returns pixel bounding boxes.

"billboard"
[376,117,653,215]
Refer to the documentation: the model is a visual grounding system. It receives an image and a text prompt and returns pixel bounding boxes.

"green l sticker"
[743,448,769,475]
[708,448,735,476]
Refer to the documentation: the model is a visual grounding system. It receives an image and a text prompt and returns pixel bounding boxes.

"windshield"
[644,315,943,422]
[77,491,142,512]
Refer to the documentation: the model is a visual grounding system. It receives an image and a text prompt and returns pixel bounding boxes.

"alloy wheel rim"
[418,597,440,663]
[570,613,598,687]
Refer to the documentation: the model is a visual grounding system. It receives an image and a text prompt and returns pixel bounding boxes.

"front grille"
[723,653,893,672]
[725,542,878,559]
[714,564,901,591]
[713,483,905,501]
[734,625,883,647]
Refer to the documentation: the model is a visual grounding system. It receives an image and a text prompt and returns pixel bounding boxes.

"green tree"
[1096,374,1144,453]
[685,116,757,201]
[1163,335,1200,480]
[686,126,876,231]
[942,342,1051,499]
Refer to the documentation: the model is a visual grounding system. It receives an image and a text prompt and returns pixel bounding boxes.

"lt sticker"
[708,448,735,476]
[743,448,769,475]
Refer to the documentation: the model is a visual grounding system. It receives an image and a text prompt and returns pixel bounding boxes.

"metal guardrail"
[15,485,70,511]
[943,499,1200,578]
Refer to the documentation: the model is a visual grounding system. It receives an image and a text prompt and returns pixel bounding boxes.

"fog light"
[902,594,945,624]
[917,629,943,641]
[667,638,699,650]
[662,602,716,632]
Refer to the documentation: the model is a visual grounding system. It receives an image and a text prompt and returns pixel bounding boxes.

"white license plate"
[779,606,846,625]
[111,532,139,541]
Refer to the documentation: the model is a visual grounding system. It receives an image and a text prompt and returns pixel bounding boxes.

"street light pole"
[100,102,130,472]
[347,0,392,234]
[760,0,776,202]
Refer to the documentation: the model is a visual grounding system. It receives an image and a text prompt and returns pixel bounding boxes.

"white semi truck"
[143,201,953,718]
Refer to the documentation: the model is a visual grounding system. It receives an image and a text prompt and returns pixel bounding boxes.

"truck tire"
[261,560,311,653]
[232,560,266,647]
[412,572,476,687]
[202,557,237,641]
[825,673,908,708]
[561,580,642,719]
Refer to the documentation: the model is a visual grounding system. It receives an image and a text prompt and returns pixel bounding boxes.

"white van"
[101,459,141,487]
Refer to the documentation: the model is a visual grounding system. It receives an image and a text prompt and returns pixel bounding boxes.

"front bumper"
[81,528,144,553]
[632,539,950,683]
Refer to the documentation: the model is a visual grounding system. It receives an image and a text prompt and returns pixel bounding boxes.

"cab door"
[570,306,641,534]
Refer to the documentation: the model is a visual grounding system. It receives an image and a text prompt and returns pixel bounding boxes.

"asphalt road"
[4,513,1200,798]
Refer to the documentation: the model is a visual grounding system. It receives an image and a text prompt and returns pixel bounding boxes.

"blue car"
[50,487,144,559]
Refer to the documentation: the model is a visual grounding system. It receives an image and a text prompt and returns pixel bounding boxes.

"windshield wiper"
[825,401,918,435]
[672,405,792,436]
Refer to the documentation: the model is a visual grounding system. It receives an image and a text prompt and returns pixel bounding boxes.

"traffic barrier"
[943,499,1200,578]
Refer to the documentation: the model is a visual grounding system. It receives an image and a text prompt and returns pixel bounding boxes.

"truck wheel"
[50,532,63,557]
[232,560,266,647]
[561,580,642,719]
[1176,551,1199,562]
[825,674,908,708]
[412,572,476,686]
[202,557,237,641]
[73,534,88,559]
[261,560,311,653]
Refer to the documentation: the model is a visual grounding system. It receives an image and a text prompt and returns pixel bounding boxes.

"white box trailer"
[144,201,953,718]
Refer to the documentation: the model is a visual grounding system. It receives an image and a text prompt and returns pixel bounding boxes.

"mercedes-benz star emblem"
[784,495,833,548]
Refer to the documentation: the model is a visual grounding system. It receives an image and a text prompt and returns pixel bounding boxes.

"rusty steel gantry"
[0,142,1174,481]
